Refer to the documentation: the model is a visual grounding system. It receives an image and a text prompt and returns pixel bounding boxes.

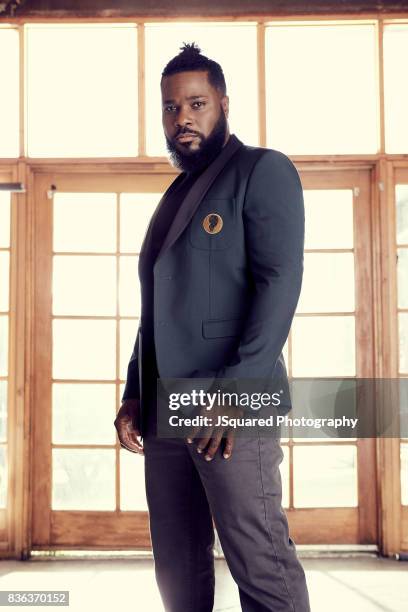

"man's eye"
[192,101,205,108]
[164,106,176,113]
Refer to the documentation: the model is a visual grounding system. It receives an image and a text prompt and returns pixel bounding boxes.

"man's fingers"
[223,430,235,459]
[115,417,143,454]
[185,406,211,443]
[121,430,143,454]
[185,424,202,443]
[196,426,215,453]
[127,431,144,454]
[204,429,224,461]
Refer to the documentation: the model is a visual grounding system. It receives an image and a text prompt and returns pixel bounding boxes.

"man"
[114,43,311,612]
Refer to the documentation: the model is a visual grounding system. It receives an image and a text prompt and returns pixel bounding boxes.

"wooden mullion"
[31,174,53,547]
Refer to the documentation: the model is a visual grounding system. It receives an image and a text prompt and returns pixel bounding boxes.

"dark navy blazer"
[122,134,305,418]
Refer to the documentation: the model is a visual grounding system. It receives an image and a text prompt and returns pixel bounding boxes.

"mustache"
[175,129,200,138]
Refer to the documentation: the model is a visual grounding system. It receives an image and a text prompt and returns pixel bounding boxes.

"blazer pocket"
[189,198,236,250]
[202,317,245,339]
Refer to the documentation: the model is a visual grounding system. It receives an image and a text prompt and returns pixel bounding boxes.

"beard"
[165,107,228,174]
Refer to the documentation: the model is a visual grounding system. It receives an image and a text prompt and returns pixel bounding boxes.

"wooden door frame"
[30,169,178,551]
[379,162,408,555]
[284,166,377,545]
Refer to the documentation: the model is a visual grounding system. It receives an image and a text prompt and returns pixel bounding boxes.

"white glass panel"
[26,24,138,157]
[53,319,116,380]
[384,25,408,154]
[0,381,7,443]
[304,190,354,249]
[145,23,258,156]
[0,29,19,157]
[119,256,141,316]
[399,313,408,374]
[281,445,289,509]
[120,448,147,510]
[52,448,115,510]
[52,383,116,445]
[291,379,357,443]
[53,255,116,316]
[120,193,162,253]
[292,316,356,377]
[398,248,408,309]
[0,193,11,248]
[0,252,10,312]
[293,444,357,507]
[120,319,139,381]
[396,185,408,245]
[0,316,8,376]
[282,339,288,366]
[0,446,7,508]
[401,443,408,506]
[53,193,116,253]
[297,253,355,313]
[265,24,378,154]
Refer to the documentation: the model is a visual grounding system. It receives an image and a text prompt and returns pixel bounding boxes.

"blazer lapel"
[155,133,243,262]
[138,171,187,260]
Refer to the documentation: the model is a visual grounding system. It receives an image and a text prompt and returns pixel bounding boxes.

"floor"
[0,555,407,611]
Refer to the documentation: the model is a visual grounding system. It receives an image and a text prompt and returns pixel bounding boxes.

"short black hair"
[161,42,227,97]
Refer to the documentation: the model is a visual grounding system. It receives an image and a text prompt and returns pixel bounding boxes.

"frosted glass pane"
[120,448,147,511]
[145,23,258,156]
[401,443,408,506]
[53,193,116,253]
[52,383,116,445]
[292,316,356,377]
[53,255,116,315]
[398,248,408,309]
[282,339,288,366]
[26,24,138,157]
[297,253,355,313]
[120,193,162,253]
[304,190,354,249]
[294,445,357,507]
[384,25,408,153]
[400,313,408,374]
[0,381,7,443]
[0,446,7,508]
[0,316,8,376]
[119,256,141,316]
[120,319,139,381]
[0,29,19,157]
[53,319,116,380]
[52,448,115,510]
[0,252,10,312]
[266,24,378,154]
[396,185,408,245]
[0,193,11,248]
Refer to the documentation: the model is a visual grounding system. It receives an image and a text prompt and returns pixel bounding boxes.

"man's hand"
[186,403,244,461]
[114,399,143,455]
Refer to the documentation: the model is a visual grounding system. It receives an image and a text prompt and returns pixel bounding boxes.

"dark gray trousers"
[143,400,311,612]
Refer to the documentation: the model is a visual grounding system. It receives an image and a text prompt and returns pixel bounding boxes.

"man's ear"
[221,95,229,118]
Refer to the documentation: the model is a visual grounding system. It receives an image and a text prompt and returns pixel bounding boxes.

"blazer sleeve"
[121,326,141,401]
[197,149,304,387]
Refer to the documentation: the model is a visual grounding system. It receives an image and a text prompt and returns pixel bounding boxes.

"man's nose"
[175,106,193,129]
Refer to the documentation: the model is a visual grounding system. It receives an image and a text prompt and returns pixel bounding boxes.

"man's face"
[161,70,229,172]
